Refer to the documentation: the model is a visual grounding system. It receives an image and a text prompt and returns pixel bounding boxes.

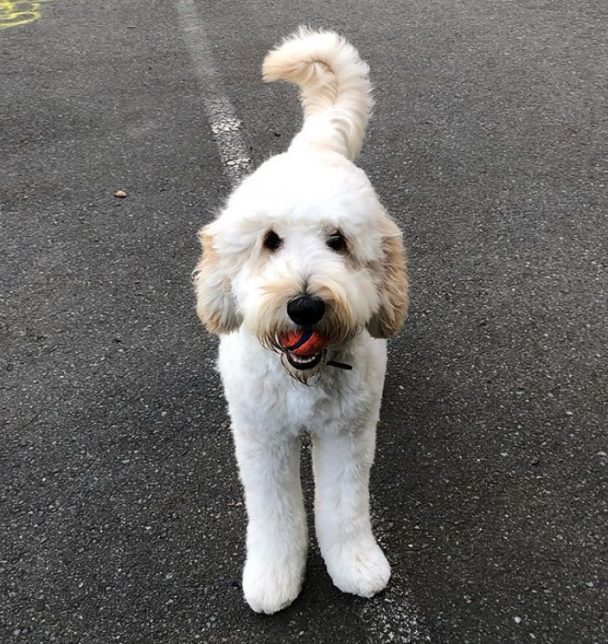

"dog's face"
[194,152,408,377]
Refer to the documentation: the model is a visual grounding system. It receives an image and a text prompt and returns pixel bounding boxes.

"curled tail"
[262,27,373,161]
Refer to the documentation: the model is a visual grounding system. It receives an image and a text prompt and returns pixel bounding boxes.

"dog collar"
[327,359,352,370]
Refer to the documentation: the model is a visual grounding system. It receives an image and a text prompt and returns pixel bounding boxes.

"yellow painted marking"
[0,1,52,30]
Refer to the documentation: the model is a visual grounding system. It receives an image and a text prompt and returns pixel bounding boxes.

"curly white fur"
[194,28,409,614]
[263,27,374,160]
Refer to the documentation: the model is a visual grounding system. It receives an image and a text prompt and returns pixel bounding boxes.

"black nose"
[287,295,326,326]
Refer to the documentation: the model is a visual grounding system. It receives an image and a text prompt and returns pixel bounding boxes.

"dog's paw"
[242,557,305,614]
[323,539,391,598]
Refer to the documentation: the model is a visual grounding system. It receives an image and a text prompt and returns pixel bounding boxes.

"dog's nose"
[287,295,326,326]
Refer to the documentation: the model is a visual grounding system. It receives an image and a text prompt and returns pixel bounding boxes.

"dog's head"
[193,151,408,378]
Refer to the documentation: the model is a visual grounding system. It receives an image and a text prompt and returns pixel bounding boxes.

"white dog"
[194,28,409,614]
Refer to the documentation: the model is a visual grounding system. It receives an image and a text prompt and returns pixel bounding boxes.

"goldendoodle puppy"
[194,27,408,614]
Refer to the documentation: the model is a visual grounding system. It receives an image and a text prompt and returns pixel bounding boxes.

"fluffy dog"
[194,28,408,614]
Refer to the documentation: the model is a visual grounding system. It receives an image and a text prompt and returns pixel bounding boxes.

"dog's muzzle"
[285,348,326,371]
[278,328,352,376]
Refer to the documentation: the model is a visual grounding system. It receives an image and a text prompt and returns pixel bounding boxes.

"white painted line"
[175,0,252,186]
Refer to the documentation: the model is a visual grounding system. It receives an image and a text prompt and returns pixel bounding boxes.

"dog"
[193,28,409,614]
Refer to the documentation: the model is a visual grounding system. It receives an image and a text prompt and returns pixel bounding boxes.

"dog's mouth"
[277,327,328,374]
[284,348,325,371]
[276,328,352,378]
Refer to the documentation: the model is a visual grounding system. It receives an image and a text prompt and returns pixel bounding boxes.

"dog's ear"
[193,222,242,335]
[366,215,409,339]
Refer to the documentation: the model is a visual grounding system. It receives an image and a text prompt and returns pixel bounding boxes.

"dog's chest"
[229,363,355,429]
[279,376,350,427]
[218,339,375,433]
[218,332,386,435]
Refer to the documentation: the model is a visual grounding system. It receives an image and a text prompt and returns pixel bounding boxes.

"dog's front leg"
[312,424,390,598]
[232,425,307,614]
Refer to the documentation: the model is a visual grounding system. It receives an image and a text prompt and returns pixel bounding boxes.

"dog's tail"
[262,28,373,161]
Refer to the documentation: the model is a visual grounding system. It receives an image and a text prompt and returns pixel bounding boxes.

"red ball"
[279,329,328,357]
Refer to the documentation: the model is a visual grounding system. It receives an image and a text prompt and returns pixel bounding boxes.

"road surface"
[1,1,607,642]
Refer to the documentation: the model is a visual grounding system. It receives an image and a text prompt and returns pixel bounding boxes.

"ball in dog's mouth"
[278,328,329,371]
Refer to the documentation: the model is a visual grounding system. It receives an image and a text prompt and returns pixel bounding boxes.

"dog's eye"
[327,231,347,253]
[263,230,282,251]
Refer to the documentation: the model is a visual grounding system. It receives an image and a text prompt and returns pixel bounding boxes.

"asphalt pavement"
[1,1,607,642]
